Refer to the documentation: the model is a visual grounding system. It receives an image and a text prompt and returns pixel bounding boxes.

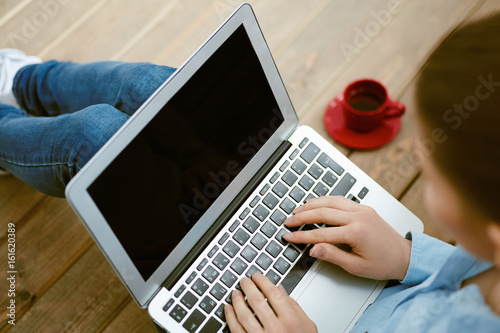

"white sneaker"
[0,49,41,108]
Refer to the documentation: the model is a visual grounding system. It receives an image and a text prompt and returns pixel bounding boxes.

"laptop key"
[270,172,280,184]
[251,233,268,250]
[229,220,240,233]
[256,252,273,270]
[299,137,309,148]
[183,309,206,333]
[239,208,250,220]
[220,270,238,288]
[300,143,320,163]
[289,148,300,160]
[280,197,296,214]
[170,304,188,323]
[180,291,198,310]
[249,195,260,208]
[266,269,281,285]
[210,282,228,301]
[322,171,338,187]
[163,298,175,312]
[304,193,317,203]
[265,240,283,258]
[313,182,329,197]
[308,163,324,180]
[223,240,240,258]
[291,159,307,175]
[348,194,360,203]
[243,216,260,234]
[274,257,291,275]
[199,317,223,333]
[174,285,186,298]
[192,278,209,296]
[253,204,270,221]
[241,245,258,262]
[275,229,288,246]
[215,304,226,321]
[246,265,263,278]
[233,228,250,246]
[317,152,345,176]
[197,258,208,271]
[282,170,298,187]
[202,265,220,283]
[270,209,287,226]
[260,183,271,196]
[207,245,219,258]
[330,173,357,197]
[261,221,278,238]
[298,174,314,191]
[263,193,279,210]
[272,181,288,198]
[358,186,369,199]
[280,160,290,172]
[186,271,197,284]
[199,295,217,314]
[218,232,230,245]
[289,186,306,203]
[213,253,230,271]
[283,246,300,263]
[230,257,248,275]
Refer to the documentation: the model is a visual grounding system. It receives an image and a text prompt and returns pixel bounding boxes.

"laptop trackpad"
[291,259,379,333]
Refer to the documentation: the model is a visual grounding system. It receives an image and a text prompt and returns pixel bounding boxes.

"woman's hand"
[283,196,411,281]
[225,273,317,333]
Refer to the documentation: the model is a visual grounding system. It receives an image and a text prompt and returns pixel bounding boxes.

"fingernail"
[232,290,242,298]
[252,272,263,280]
[293,205,304,214]
[224,304,232,313]
[284,216,293,226]
[310,245,322,258]
[283,232,293,240]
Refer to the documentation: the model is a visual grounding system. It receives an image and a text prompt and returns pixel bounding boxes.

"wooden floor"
[1,0,498,332]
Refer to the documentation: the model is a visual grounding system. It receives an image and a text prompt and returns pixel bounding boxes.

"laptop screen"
[87,25,284,281]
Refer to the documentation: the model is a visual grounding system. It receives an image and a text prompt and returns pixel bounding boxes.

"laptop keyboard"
[161,137,369,333]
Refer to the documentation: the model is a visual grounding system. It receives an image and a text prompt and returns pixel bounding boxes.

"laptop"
[65,3,423,333]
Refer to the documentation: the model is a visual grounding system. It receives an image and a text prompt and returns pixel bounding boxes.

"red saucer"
[324,95,402,150]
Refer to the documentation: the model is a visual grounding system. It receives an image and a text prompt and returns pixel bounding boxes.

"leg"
[0,104,129,197]
[13,61,176,117]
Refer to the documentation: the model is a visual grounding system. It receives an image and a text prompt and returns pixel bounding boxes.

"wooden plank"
[0,197,92,332]
[38,0,180,62]
[0,0,106,55]
[300,0,481,196]
[103,300,157,333]
[0,177,45,240]
[0,0,33,29]
[8,245,131,333]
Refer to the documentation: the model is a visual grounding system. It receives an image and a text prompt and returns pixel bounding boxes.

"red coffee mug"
[341,79,405,132]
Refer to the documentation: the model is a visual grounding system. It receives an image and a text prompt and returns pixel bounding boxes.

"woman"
[224,12,500,333]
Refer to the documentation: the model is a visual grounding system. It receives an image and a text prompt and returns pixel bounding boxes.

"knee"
[114,64,176,113]
[61,104,129,172]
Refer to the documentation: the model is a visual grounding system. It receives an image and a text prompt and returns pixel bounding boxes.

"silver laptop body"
[66,4,423,332]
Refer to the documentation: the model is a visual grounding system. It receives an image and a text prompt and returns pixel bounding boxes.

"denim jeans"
[0,61,176,197]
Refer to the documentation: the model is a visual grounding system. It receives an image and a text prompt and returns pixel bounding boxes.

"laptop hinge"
[163,139,292,290]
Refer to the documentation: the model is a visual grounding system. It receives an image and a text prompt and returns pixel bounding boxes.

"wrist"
[396,238,412,281]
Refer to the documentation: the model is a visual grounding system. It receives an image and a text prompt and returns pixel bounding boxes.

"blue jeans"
[0,61,176,197]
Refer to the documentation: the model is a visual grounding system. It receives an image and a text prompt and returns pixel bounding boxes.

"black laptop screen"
[87,25,284,281]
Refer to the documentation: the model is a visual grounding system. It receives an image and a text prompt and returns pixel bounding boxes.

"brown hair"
[416,12,500,221]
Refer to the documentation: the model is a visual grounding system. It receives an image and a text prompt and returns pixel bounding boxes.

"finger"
[295,196,360,214]
[224,304,247,333]
[239,276,276,327]
[283,225,350,245]
[309,243,365,276]
[251,273,294,318]
[231,289,262,332]
[285,207,352,228]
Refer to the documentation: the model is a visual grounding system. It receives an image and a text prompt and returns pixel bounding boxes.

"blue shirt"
[351,232,500,332]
